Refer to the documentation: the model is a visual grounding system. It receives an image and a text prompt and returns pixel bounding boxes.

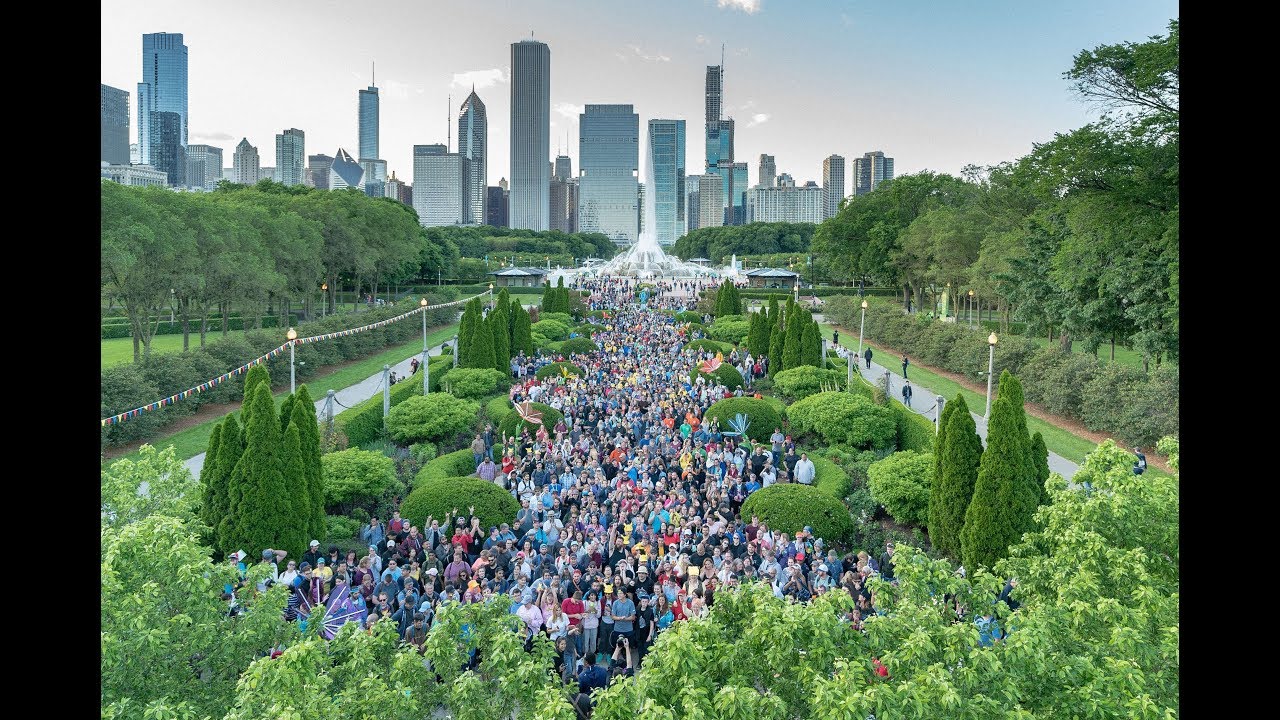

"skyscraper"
[705,65,722,123]
[137,32,188,186]
[413,144,467,227]
[747,184,824,223]
[853,151,895,195]
[554,155,572,181]
[822,154,845,219]
[307,154,333,190]
[101,84,130,165]
[186,144,223,190]
[384,171,406,205]
[704,63,739,225]
[758,154,776,189]
[233,138,260,185]
[698,174,724,229]
[510,39,550,230]
[687,174,701,231]
[487,184,509,227]
[329,148,364,191]
[458,89,488,225]
[578,104,639,244]
[550,155,575,233]
[648,119,687,246]
[275,129,306,186]
[358,78,379,162]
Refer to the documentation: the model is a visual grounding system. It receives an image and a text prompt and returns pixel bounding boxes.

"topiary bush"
[531,318,570,341]
[417,448,477,484]
[320,448,399,515]
[773,366,846,400]
[675,311,703,324]
[892,402,936,453]
[707,315,750,344]
[399,477,521,535]
[741,484,854,546]
[535,362,585,381]
[531,332,552,350]
[685,339,735,355]
[539,312,573,326]
[866,450,934,526]
[497,401,563,439]
[438,367,508,400]
[690,362,745,390]
[558,337,598,356]
[810,455,852,499]
[485,395,513,426]
[703,397,784,443]
[385,393,480,445]
[788,392,896,450]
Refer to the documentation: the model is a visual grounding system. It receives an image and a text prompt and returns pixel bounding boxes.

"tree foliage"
[929,394,982,560]
[866,450,934,526]
[385,393,480,445]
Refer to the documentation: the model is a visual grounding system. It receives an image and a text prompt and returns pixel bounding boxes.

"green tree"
[767,305,786,378]
[932,394,957,507]
[104,444,200,531]
[197,422,225,533]
[225,383,300,557]
[511,301,534,356]
[289,385,326,546]
[489,301,510,373]
[213,414,244,551]
[241,365,271,414]
[961,373,1037,571]
[1031,430,1051,507]
[929,394,982,559]
[866,450,934,526]
[465,303,496,370]
[801,316,821,368]
[278,392,295,435]
[782,303,803,370]
[279,422,308,556]
[319,448,399,515]
[457,299,477,361]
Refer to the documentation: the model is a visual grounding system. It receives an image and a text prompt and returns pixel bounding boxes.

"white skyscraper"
[275,128,305,186]
[510,39,550,230]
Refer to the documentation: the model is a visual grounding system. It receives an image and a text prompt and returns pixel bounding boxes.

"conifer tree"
[801,317,821,368]
[198,421,224,533]
[1031,431,1051,507]
[490,303,510,373]
[511,302,534,356]
[290,385,326,544]
[466,305,496,370]
[961,376,1037,571]
[213,414,244,551]
[783,304,804,370]
[242,365,270,410]
[225,383,299,557]
[768,304,786,378]
[930,395,982,560]
[278,422,309,556]
[278,393,295,435]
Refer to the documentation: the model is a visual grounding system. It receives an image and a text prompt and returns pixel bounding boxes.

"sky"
[101,0,1178,188]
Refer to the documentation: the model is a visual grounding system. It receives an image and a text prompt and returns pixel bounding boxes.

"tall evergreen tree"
[290,385,326,545]
[1031,431,1052,507]
[278,392,295,435]
[767,296,780,329]
[213,414,244,551]
[933,395,959,503]
[466,305,496,370]
[783,305,804,370]
[242,365,270,410]
[458,299,478,362]
[198,421,224,533]
[490,303,511,373]
[508,298,521,348]
[995,372,1042,521]
[961,382,1037,571]
[511,302,534,356]
[279,422,309,556]
[226,383,299,557]
[768,305,786,378]
[930,395,982,560]
[801,317,821,368]
[747,311,766,358]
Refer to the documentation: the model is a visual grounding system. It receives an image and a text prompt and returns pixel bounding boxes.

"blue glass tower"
[648,119,686,246]
[578,105,639,244]
[359,82,379,162]
[137,32,188,186]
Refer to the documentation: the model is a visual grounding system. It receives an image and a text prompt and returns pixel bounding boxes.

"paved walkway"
[182,340,455,478]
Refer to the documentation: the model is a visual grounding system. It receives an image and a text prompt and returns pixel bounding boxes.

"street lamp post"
[967,290,974,327]
[287,327,298,394]
[427,295,437,392]
[985,332,998,419]
[320,283,328,319]
[857,299,868,358]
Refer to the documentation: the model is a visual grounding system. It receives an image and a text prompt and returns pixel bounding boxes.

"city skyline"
[101,0,1176,191]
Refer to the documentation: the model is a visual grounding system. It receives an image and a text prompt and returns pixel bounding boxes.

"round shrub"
[320,448,399,513]
[540,312,573,326]
[685,339,735,355]
[399,477,521,535]
[325,514,364,544]
[531,332,552,350]
[810,455,852,499]
[498,401,563,439]
[675,311,703,324]
[409,442,438,464]
[704,397,783,443]
[774,366,846,400]
[558,337,598,356]
[690,362,745,390]
[485,395,514,426]
[531,319,570,341]
[535,361,585,381]
[418,448,477,484]
[741,484,854,547]
[439,367,508,400]
[385,393,480,445]
[788,392,896,450]
[707,315,750,344]
[866,450,934,526]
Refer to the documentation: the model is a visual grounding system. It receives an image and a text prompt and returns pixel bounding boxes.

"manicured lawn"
[102,334,191,368]
[105,324,458,467]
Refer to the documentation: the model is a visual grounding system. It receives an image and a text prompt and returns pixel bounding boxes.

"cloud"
[745,113,770,127]
[717,0,761,14]
[192,130,235,142]
[627,44,671,63]
[695,34,709,45]
[555,102,585,120]
[450,67,508,90]
[381,78,417,100]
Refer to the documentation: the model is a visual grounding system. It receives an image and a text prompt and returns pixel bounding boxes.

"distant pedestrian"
[410,357,420,374]
[1133,448,1147,476]
[901,355,909,379]
[864,347,873,369]
[901,380,913,409]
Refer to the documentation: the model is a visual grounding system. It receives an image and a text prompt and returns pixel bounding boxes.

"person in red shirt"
[562,590,586,654]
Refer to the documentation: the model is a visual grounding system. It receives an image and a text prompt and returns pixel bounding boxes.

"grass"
[102,334,192,368]
[104,323,459,468]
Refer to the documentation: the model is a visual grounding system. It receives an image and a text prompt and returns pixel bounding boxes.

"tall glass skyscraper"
[853,151,895,195]
[358,82,379,162]
[275,129,306,186]
[578,105,638,244]
[101,84,130,165]
[822,154,845,219]
[648,119,686,246]
[510,39,550,230]
[459,89,488,225]
[137,32,188,186]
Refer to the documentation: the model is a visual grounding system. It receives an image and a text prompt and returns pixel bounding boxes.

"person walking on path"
[901,380,913,409]
[864,347,873,369]
[901,355,909,379]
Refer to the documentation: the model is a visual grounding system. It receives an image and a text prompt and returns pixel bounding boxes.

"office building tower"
[137,32,188,186]
[777,172,795,188]
[758,154,776,189]
[358,78,379,162]
[412,144,467,227]
[510,39,550,230]
[275,128,305,186]
[705,65,722,123]
[550,176,572,233]
[384,171,406,204]
[359,159,387,185]
[233,138,260,185]
[307,154,333,190]
[747,184,824,223]
[487,185,509,227]
[185,144,222,190]
[703,63,742,224]
[554,154,572,181]
[578,104,639,244]
[822,154,845,219]
[853,151,894,195]
[687,173,701,231]
[329,148,364,191]
[459,89,488,225]
[101,84,130,165]
[261,167,276,182]
[716,160,748,225]
[698,174,724,229]
[648,119,686,246]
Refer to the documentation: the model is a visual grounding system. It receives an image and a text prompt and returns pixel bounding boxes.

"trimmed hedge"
[675,311,703,324]
[685,339,735,355]
[892,401,936,453]
[867,450,934,526]
[438,367,508,399]
[399,477,521,535]
[334,370,428,448]
[485,394,514,426]
[385,394,480,445]
[810,455,852,499]
[707,315,750,344]
[535,361,585,381]
[704,398,784,443]
[417,448,478,484]
[558,337,598,356]
[787,392,896,450]
[691,362,745,390]
[497,401,563,439]
[101,313,301,339]
[531,319,571,341]
[773,366,846,400]
[741,484,854,547]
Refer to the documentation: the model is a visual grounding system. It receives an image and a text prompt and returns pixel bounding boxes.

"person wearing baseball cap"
[303,541,323,568]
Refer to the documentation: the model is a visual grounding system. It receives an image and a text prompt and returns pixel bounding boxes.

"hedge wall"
[535,362,585,381]
[399,477,521,534]
[704,398,783,443]
[485,395,514,426]
[497,401,563,439]
[741,484,854,547]
[333,354,454,448]
[774,366,847,400]
[101,313,301,339]
[810,455,852,499]
[417,448,478,484]
[691,363,745,390]
[892,401,936,453]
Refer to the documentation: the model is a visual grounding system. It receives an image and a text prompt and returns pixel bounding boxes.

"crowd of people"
[228,276,1012,715]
